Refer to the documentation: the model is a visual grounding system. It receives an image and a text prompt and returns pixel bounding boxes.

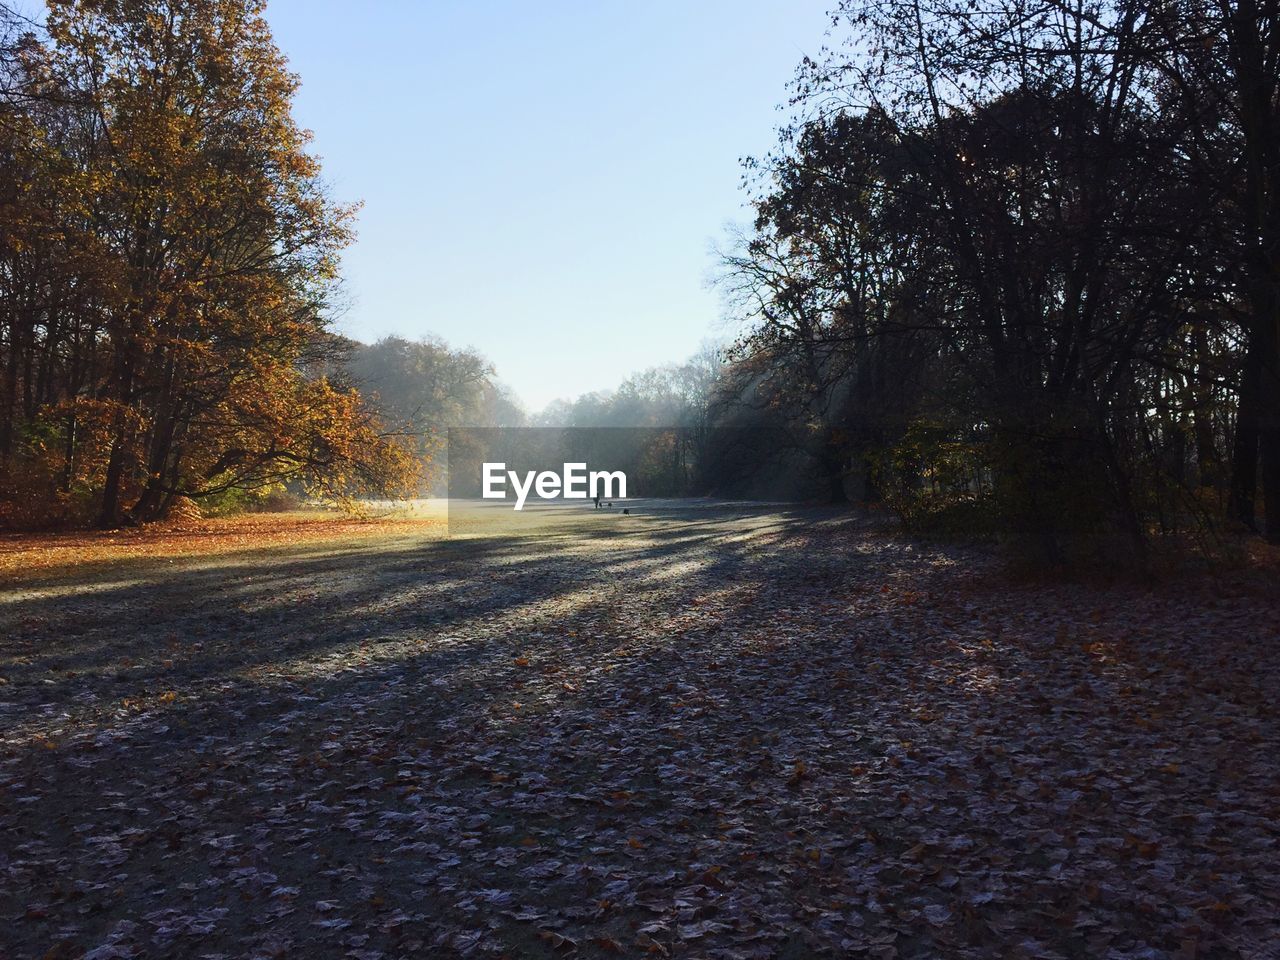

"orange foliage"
[0,0,415,529]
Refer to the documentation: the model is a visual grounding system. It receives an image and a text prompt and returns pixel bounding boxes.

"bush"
[872,420,999,539]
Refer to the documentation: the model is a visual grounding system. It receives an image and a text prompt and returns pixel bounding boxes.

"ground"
[1,504,1277,959]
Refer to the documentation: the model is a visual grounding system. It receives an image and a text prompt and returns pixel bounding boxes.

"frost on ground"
[0,505,1277,959]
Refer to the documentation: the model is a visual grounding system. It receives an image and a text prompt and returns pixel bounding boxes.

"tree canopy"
[0,0,413,527]
[715,0,1280,559]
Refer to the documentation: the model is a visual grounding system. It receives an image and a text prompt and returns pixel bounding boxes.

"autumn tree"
[0,0,413,527]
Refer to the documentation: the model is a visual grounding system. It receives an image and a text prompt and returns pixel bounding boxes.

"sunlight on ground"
[0,509,448,584]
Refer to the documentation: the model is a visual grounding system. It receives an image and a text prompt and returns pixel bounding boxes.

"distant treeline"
[710,0,1280,561]
[526,345,861,502]
[345,335,522,497]
[351,339,749,500]
[0,1,412,528]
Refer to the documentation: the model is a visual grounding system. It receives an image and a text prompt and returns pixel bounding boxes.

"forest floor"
[0,504,1278,959]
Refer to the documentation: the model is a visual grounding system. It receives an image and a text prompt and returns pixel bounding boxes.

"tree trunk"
[97,351,135,529]
[62,410,77,494]
[1260,309,1280,542]
[1,316,21,462]
[820,437,848,504]
[1228,0,1279,536]
[129,358,179,523]
[97,435,126,528]
[1192,326,1219,488]
[1229,319,1261,530]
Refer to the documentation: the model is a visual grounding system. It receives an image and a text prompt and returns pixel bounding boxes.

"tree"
[0,0,413,527]
[1141,0,1280,539]
[716,0,1248,560]
[346,335,523,495]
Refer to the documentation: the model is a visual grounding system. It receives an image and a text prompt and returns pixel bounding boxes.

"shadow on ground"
[1,504,1277,958]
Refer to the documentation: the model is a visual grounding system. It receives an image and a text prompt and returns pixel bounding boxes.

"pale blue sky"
[262,1,833,411]
[14,0,833,410]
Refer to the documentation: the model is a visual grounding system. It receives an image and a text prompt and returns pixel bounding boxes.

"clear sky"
[259,0,833,412]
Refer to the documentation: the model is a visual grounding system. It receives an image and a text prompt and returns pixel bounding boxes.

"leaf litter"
[0,506,1277,958]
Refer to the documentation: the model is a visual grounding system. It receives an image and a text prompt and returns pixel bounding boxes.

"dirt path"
[1,506,1277,958]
